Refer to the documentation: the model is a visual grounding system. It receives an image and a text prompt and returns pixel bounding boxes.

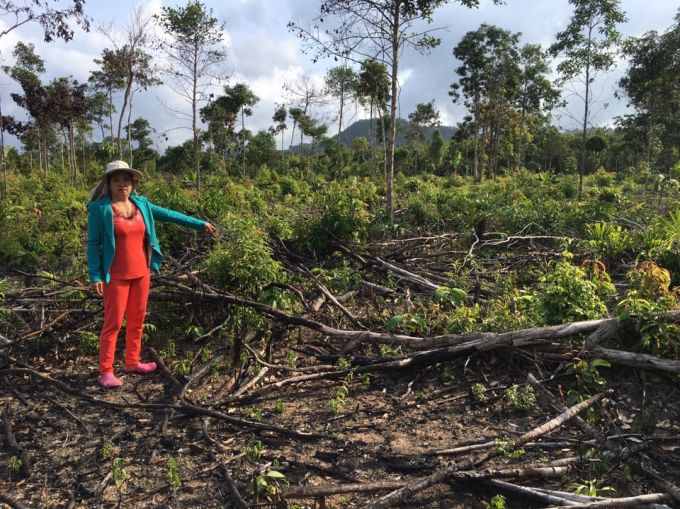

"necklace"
[112,203,137,220]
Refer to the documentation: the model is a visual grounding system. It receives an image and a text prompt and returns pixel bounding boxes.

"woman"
[87,160,217,388]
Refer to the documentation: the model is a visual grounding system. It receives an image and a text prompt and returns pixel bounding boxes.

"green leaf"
[410,315,427,331]
[385,315,404,332]
[590,359,611,368]
[266,470,286,478]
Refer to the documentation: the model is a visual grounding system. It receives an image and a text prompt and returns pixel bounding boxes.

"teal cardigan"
[87,195,206,284]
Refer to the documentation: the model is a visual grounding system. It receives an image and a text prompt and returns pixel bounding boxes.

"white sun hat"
[89,160,143,202]
[96,160,144,182]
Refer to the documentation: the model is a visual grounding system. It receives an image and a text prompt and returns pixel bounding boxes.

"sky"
[0,0,678,153]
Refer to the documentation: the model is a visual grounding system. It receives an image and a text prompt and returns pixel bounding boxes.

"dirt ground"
[2,329,680,509]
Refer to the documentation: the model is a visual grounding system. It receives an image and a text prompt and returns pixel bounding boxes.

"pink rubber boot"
[123,362,157,374]
[98,373,123,388]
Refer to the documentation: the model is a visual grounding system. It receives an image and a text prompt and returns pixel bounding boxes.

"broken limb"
[361,390,611,509]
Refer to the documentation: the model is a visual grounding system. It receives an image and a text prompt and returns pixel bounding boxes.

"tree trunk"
[386,2,400,221]
[472,102,480,181]
[338,79,344,177]
[128,91,134,167]
[193,47,201,197]
[0,107,6,199]
[242,106,246,178]
[516,92,527,172]
[117,81,132,158]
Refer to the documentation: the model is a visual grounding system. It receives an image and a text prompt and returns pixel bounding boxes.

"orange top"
[109,204,148,280]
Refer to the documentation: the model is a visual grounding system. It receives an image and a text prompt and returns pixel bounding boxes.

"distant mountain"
[288,118,458,153]
[336,118,459,146]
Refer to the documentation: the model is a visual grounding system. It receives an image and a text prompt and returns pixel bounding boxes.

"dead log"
[589,346,680,375]
[479,479,602,507]
[285,482,407,499]
[360,390,611,509]
[546,493,674,508]
[366,257,440,292]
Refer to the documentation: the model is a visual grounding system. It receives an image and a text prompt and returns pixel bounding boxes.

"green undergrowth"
[4,167,680,372]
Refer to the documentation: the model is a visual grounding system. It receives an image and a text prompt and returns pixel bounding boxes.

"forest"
[2,1,680,508]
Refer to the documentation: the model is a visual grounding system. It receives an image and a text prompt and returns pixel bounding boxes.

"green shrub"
[533,255,608,325]
[206,213,282,294]
[404,198,440,226]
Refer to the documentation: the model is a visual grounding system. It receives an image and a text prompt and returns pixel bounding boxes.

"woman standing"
[87,161,217,388]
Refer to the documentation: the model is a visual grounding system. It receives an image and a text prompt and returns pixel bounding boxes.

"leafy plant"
[505,384,535,413]
[206,213,283,295]
[385,313,427,335]
[111,458,127,485]
[471,383,486,403]
[98,440,113,460]
[249,468,289,497]
[485,494,507,509]
[167,457,181,486]
[533,254,608,325]
[79,331,99,355]
[243,407,262,422]
[569,479,615,497]
[245,440,263,461]
[433,286,466,308]
[330,371,354,414]
[616,262,680,356]
[494,437,525,459]
[8,456,22,473]
[566,358,610,395]
[275,398,286,414]
[170,351,194,376]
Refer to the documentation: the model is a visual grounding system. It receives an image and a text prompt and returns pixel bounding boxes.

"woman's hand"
[91,282,103,296]
[204,223,218,234]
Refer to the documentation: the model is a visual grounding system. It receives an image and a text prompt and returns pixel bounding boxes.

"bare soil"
[2,330,680,509]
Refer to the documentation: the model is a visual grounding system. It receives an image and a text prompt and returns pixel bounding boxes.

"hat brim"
[97,168,144,182]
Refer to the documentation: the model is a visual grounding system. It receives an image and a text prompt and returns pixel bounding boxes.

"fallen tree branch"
[360,390,611,509]
[589,346,680,375]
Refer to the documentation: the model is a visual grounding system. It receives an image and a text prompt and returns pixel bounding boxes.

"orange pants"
[99,272,150,375]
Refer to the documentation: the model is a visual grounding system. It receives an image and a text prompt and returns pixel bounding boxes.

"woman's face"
[108,171,133,201]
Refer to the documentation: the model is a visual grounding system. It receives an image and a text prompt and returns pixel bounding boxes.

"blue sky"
[0,0,678,152]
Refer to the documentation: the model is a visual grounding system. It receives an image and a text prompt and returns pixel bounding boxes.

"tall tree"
[407,100,440,173]
[46,76,88,182]
[356,59,390,177]
[98,6,161,158]
[0,0,90,42]
[272,105,288,168]
[89,49,125,148]
[325,65,358,176]
[155,0,228,196]
[428,128,445,171]
[283,76,326,174]
[548,0,627,199]
[213,83,260,177]
[289,0,501,220]
[450,24,520,181]
[3,42,51,175]
[515,44,560,171]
